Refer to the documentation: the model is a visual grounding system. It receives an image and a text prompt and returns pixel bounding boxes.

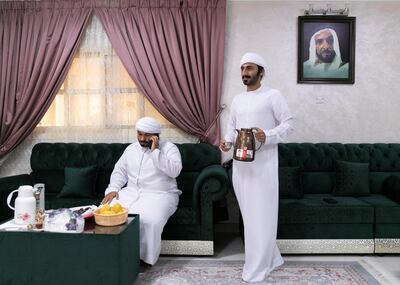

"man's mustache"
[242,75,251,79]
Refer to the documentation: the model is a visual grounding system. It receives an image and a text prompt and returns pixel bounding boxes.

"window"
[39,15,172,129]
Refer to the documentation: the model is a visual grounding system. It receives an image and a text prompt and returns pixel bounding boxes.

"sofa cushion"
[358,194,400,238]
[32,170,64,194]
[374,224,400,238]
[57,166,98,198]
[278,223,373,239]
[45,193,102,210]
[369,172,400,194]
[0,174,33,203]
[279,167,303,198]
[177,172,199,194]
[301,172,334,194]
[358,194,400,223]
[167,206,198,225]
[96,169,113,195]
[333,160,370,196]
[279,194,374,224]
[381,175,400,203]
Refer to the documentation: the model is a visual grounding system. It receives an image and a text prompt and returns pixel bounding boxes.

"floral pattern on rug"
[136,260,382,285]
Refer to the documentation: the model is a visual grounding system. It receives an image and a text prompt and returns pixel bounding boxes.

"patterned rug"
[135,260,385,285]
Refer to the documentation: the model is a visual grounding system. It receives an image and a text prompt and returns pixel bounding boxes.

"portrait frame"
[298,16,356,84]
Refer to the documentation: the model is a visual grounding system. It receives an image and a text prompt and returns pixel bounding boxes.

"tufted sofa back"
[278,143,400,194]
[177,143,220,202]
[31,143,129,195]
[30,142,220,196]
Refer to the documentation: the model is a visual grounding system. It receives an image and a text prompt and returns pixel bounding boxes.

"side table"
[0,214,140,285]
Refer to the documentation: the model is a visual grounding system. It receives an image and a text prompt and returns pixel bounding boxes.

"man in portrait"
[303,28,349,78]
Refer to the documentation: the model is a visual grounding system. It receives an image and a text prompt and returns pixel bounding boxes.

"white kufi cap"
[136,117,161,134]
[240,52,266,69]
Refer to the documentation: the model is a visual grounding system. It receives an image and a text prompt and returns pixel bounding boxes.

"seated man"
[102,117,182,266]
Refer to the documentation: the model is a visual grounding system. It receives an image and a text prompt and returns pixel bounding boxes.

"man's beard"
[139,140,150,148]
[316,49,336,63]
[242,74,260,86]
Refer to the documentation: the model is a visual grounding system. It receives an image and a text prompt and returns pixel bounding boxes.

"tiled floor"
[160,232,400,285]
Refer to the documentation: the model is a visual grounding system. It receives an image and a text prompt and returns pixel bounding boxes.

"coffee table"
[0,214,139,285]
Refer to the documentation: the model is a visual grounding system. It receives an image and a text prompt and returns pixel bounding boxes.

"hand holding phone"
[147,139,153,149]
[149,134,159,151]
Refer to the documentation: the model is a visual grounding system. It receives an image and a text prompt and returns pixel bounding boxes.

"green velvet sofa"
[276,143,400,254]
[0,142,229,255]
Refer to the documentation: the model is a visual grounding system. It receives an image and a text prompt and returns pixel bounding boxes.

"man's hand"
[253,128,266,144]
[150,135,159,152]
[219,140,232,152]
[101,191,119,204]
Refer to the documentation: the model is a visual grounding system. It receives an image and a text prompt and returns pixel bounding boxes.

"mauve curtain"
[0,1,91,159]
[95,0,226,145]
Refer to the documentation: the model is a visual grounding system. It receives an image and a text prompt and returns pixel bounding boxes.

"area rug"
[135,260,385,285]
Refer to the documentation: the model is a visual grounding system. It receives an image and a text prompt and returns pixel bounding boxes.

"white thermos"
[6,185,36,225]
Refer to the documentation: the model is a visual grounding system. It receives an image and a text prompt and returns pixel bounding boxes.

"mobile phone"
[147,134,159,148]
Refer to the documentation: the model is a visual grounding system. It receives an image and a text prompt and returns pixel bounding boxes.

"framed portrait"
[298,16,356,84]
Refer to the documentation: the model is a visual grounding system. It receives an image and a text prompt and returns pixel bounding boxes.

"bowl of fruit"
[93,203,128,226]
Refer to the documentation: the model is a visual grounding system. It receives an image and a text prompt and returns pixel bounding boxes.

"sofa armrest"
[0,174,33,202]
[192,165,230,213]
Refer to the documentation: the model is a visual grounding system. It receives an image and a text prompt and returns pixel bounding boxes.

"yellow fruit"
[112,203,123,214]
[102,210,116,216]
[99,204,111,214]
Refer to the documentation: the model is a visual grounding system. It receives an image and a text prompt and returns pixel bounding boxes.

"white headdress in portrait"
[308,28,342,70]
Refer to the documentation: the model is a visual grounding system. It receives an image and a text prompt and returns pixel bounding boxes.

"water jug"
[6,185,36,225]
[233,128,262,162]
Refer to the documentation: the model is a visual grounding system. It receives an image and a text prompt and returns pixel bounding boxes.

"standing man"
[303,28,349,78]
[220,52,294,282]
[102,117,182,266]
